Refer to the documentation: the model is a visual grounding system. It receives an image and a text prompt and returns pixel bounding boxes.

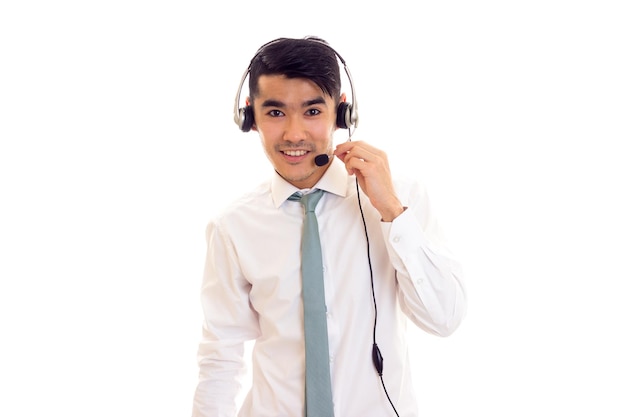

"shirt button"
[416,278,423,285]
[393,236,401,243]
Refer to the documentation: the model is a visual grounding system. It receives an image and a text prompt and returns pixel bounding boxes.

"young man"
[192,37,467,417]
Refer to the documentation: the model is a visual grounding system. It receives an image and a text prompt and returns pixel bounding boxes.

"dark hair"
[248,37,341,105]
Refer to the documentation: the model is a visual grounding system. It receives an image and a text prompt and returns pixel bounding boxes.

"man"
[192,36,467,417]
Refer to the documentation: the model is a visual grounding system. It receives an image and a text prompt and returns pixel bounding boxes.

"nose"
[283,115,306,142]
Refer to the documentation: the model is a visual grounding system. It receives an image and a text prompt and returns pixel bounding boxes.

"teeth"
[283,150,308,157]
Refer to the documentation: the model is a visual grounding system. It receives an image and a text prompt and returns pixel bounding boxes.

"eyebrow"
[260,97,328,109]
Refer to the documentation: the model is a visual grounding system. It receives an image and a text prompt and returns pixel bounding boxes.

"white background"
[1,1,625,416]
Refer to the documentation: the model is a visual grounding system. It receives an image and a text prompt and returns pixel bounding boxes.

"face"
[250,74,339,189]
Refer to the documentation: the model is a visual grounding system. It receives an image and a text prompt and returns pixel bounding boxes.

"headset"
[233,38,399,417]
[233,37,359,133]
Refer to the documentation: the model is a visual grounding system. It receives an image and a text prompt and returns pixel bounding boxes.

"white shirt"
[192,158,467,417]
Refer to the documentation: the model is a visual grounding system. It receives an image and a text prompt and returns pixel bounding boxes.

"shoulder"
[210,180,273,227]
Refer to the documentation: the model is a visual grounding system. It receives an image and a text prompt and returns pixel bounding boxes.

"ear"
[335,93,347,132]
[335,93,353,130]
[245,97,257,131]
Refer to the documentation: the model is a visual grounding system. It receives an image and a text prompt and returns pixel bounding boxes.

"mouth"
[281,149,311,162]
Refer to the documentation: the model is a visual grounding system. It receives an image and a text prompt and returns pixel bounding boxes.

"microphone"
[314,154,330,167]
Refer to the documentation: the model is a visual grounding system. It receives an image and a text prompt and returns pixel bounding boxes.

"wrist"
[380,204,406,222]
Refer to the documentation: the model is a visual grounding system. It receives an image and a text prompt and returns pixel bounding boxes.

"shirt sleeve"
[380,180,467,337]
[192,220,260,417]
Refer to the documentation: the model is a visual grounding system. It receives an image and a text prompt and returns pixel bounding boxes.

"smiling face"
[251,74,339,189]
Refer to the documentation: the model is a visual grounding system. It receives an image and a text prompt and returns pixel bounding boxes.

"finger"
[343,147,380,171]
[333,140,358,155]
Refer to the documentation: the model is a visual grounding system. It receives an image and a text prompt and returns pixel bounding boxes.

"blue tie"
[289,190,334,417]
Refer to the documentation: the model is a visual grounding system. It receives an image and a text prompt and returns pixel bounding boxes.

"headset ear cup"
[240,105,255,132]
[336,102,353,129]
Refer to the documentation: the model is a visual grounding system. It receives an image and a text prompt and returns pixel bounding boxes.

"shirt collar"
[271,156,348,208]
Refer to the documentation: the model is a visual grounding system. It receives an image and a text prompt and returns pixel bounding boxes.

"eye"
[268,110,284,117]
[306,108,321,116]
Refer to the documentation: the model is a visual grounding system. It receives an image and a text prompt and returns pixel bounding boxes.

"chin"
[280,167,317,187]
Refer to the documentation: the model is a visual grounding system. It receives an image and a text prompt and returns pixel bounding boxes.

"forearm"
[383,207,467,336]
[192,335,246,417]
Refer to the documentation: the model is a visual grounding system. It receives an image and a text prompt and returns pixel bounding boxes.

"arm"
[382,181,467,336]
[334,140,467,336]
[192,221,260,417]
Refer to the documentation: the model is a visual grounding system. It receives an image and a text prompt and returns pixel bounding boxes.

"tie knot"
[290,189,324,213]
